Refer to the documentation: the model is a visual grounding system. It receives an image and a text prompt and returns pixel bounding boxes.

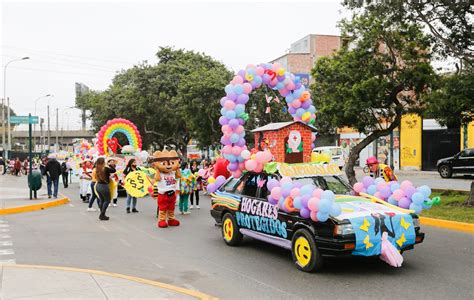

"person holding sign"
[124,158,140,213]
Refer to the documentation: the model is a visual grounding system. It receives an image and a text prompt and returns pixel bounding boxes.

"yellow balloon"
[250,154,256,160]
[245,73,254,81]
[208,176,216,184]
[277,68,285,76]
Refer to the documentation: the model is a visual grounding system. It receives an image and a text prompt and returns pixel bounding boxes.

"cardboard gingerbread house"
[252,121,317,163]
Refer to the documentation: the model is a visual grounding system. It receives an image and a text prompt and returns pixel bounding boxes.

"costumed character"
[152,150,181,228]
[366,156,397,182]
[79,160,93,202]
[212,157,230,179]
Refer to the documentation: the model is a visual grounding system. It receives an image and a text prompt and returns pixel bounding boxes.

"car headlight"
[413,218,420,228]
[334,224,354,236]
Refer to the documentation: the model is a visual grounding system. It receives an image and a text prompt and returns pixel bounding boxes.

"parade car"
[210,163,425,272]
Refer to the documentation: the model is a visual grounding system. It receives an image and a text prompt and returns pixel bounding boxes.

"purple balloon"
[226,92,237,101]
[236,94,249,104]
[404,186,417,199]
[219,116,229,126]
[362,176,375,188]
[300,207,311,219]
[207,183,217,193]
[228,118,239,129]
[288,106,296,114]
[380,186,391,198]
[266,179,280,190]
[227,162,239,171]
[262,74,271,84]
[293,182,303,188]
[301,100,310,109]
[236,138,246,147]
[220,97,227,106]
[301,195,310,208]
[220,136,231,145]
[237,118,245,125]
[398,197,411,209]
[277,75,285,81]
[237,70,246,78]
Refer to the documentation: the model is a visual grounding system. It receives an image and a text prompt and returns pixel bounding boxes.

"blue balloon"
[374,177,385,185]
[220,107,227,115]
[411,192,424,205]
[230,133,239,143]
[409,203,423,214]
[321,190,335,202]
[300,184,314,196]
[390,183,401,192]
[285,95,294,103]
[254,76,262,85]
[234,104,245,115]
[293,197,302,209]
[225,110,236,119]
[329,203,341,216]
[296,108,305,117]
[225,84,233,94]
[367,185,377,195]
[317,211,329,222]
[318,198,331,213]
[282,182,293,190]
[387,196,398,205]
[233,84,244,95]
[308,105,316,113]
[417,185,432,198]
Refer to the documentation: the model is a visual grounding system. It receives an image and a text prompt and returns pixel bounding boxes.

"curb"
[0,197,69,215]
[3,264,217,300]
[420,216,474,233]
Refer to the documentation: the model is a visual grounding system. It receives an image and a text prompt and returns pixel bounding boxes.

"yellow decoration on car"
[360,218,370,232]
[363,235,373,250]
[208,176,216,184]
[124,171,152,198]
[396,233,407,247]
[400,217,411,230]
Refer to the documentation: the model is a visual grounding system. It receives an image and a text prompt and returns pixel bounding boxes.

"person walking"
[124,158,140,214]
[179,162,194,215]
[14,158,21,176]
[94,157,116,221]
[87,161,99,212]
[189,160,201,209]
[45,154,62,198]
[61,158,69,188]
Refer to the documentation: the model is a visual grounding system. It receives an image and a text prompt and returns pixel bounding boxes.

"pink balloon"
[392,189,405,201]
[312,188,324,198]
[224,100,235,110]
[245,160,257,171]
[374,192,382,199]
[353,182,364,193]
[310,211,318,222]
[242,83,252,94]
[255,151,266,163]
[254,163,263,173]
[232,169,242,178]
[400,180,413,190]
[272,63,281,72]
[235,125,244,134]
[231,146,242,156]
[280,177,292,184]
[233,75,244,84]
[292,99,301,108]
[308,197,320,211]
[290,188,300,198]
[264,150,273,162]
[221,125,230,134]
[271,187,282,199]
[377,182,388,191]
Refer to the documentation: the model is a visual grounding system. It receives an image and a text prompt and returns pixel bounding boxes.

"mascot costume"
[152,150,181,228]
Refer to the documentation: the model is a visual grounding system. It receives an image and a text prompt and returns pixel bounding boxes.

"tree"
[425,70,474,128]
[344,0,473,67]
[311,6,436,185]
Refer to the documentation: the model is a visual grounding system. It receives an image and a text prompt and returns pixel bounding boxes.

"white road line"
[100,225,110,232]
[69,204,75,207]
[0,229,10,233]
[154,263,164,269]
[0,234,11,239]
[0,259,16,264]
[0,224,10,228]
[0,249,14,255]
[0,241,13,247]
[119,238,132,247]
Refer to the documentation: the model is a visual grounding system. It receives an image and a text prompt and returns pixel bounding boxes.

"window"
[235,174,259,198]
[223,177,239,192]
[460,149,474,158]
[292,176,352,195]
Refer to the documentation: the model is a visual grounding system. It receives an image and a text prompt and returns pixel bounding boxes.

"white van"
[312,146,345,169]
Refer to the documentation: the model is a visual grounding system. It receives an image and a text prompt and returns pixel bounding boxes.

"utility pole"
[56,108,59,151]
[47,105,50,152]
[40,119,43,153]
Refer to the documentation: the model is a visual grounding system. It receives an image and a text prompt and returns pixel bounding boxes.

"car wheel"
[291,228,323,272]
[438,165,452,178]
[221,213,243,246]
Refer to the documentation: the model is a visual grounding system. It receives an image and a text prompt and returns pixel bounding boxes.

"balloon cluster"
[206,175,227,193]
[97,118,142,156]
[266,177,342,222]
[353,177,440,214]
[220,63,317,178]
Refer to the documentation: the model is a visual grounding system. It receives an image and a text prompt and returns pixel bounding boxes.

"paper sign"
[124,171,152,198]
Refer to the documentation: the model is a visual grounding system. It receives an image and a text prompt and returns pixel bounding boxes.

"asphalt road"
[3,182,474,299]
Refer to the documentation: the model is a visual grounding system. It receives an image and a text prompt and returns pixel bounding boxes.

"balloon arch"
[219,63,317,177]
[97,118,142,155]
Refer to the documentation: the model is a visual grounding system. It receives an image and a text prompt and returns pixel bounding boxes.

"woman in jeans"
[189,160,201,209]
[94,157,116,221]
[124,158,139,213]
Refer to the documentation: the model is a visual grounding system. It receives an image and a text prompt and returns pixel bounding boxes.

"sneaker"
[48,195,52,199]
[180,211,184,215]
[99,215,110,221]
[87,207,97,212]
[190,205,194,209]
[126,207,130,214]
[196,205,200,209]
[112,203,118,207]
[132,208,139,213]
[184,211,191,215]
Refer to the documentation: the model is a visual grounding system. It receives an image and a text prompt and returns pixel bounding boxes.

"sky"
[1,0,346,131]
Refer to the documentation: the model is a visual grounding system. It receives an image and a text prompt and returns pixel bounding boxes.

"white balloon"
[241,150,251,159]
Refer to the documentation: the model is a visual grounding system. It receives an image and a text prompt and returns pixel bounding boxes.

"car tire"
[291,228,323,272]
[221,213,243,246]
[438,165,452,178]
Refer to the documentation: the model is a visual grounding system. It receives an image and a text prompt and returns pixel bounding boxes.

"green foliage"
[425,71,474,128]
[421,191,473,223]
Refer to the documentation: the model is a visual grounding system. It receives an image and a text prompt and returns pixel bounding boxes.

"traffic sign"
[9,115,39,124]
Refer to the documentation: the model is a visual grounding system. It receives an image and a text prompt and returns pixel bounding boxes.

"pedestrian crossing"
[0,219,15,264]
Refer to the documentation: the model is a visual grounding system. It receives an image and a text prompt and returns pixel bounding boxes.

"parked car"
[210,163,424,272]
[437,148,474,178]
[312,146,345,169]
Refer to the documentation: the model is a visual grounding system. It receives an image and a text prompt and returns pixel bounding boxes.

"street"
[1,179,473,299]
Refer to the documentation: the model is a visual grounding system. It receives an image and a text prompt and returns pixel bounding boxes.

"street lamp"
[34,94,52,150]
[2,56,30,159]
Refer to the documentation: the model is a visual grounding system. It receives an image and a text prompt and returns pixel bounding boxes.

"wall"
[461,121,474,150]
[400,114,422,170]
[312,35,341,59]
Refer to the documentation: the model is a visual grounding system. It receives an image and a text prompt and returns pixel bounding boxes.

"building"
[252,121,317,163]
[11,129,95,153]
[270,34,346,88]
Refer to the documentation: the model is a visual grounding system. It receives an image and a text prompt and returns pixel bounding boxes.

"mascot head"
[152,150,180,174]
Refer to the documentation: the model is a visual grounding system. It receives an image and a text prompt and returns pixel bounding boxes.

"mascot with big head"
[152,150,181,228]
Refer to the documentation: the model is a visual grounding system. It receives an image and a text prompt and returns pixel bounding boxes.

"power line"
[8,65,117,78]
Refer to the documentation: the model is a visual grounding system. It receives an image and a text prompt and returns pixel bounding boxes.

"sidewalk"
[1,264,213,299]
[0,174,68,214]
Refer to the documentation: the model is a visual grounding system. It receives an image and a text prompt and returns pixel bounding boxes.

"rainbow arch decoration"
[97,118,142,155]
[219,63,317,178]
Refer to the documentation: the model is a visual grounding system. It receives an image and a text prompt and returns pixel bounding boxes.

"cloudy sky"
[1,0,346,131]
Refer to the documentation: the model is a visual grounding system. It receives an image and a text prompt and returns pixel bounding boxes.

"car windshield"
[292,176,352,195]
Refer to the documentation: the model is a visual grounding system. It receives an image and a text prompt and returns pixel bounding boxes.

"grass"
[420,190,474,224]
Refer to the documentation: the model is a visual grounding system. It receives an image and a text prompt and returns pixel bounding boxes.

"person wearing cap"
[366,156,397,182]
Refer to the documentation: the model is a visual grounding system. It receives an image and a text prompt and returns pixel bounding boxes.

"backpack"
[61,162,67,174]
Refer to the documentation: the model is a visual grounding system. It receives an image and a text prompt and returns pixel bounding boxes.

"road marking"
[0,229,10,233]
[100,225,110,232]
[0,241,13,247]
[0,259,16,264]
[0,224,10,228]
[0,234,11,239]
[69,204,75,207]
[154,263,164,269]
[0,249,14,255]
[119,238,132,247]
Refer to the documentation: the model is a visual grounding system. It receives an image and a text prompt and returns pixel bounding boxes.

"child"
[179,162,195,215]
[79,160,92,202]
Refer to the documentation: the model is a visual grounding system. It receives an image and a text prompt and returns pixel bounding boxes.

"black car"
[210,165,424,272]
[437,148,474,178]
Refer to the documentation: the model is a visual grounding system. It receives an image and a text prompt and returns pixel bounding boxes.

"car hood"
[437,156,454,163]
